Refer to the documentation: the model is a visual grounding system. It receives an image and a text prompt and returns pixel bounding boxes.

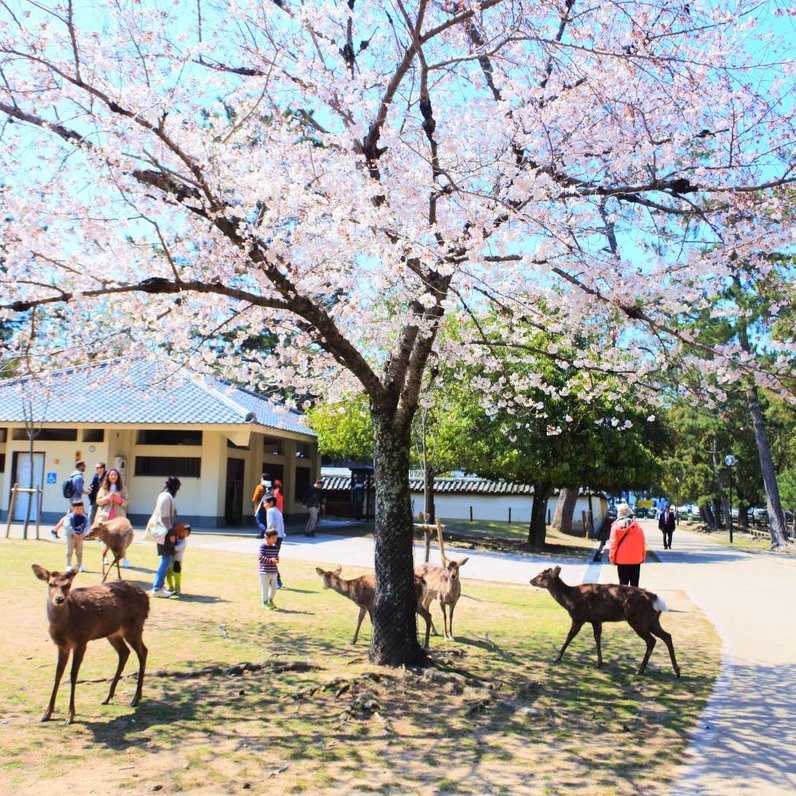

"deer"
[32,564,150,724]
[414,518,469,641]
[529,566,680,677]
[315,566,433,648]
[414,557,469,641]
[84,517,135,582]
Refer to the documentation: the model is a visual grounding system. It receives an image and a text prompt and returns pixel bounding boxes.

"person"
[95,467,132,567]
[146,476,181,597]
[87,462,106,526]
[166,523,191,595]
[303,479,324,536]
[258,528,281,609]
[608,503,646,587]
[272,479,285,514]
[64,498,89,573]
[262,493,285,589]
[658,503,676,550]
[52,460,89,541]
[251,472,272,513]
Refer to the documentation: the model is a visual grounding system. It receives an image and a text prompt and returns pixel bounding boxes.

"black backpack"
[62,476,76,499]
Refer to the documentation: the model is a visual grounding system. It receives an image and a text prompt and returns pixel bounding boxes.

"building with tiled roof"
[0,359,319,527]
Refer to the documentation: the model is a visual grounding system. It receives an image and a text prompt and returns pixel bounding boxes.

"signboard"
[46,472,57,485]
[636,499,654,508]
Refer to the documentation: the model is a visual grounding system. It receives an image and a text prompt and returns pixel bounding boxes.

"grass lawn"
[0,537,719,795]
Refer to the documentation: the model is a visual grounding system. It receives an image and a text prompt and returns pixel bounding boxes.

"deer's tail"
[652,595,668,613]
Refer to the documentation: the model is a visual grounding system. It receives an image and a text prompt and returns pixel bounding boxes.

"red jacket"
[608,519,646,565]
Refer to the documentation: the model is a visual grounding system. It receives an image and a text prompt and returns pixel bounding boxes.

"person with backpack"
[62,460,89,506]
[608,503,647,586]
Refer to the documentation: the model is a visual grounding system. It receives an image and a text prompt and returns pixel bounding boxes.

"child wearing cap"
[258,529,280,610]
[64,499,89,573]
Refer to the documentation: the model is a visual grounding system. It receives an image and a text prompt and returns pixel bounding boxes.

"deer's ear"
[333,566,342,576]
[457,557,469,567]
[552,566,561,577]
[315,567,325,576]
[32,563,50,582]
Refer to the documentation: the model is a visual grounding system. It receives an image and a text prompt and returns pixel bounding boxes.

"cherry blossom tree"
[1,0,795,663]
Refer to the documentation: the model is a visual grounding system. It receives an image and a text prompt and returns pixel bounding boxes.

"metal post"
[725,454,736,544]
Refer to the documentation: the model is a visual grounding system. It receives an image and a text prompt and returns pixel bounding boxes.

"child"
[64,499,89,572]
[262,494,285,589]
[166,523,191,595]
[258,528,280,610]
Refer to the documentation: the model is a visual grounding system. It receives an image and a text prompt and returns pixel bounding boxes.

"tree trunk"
[551,487,577,534]
[746,387,788,547]
[370,409,427,667]
[528,482,552,549]
[701,504,716,530]
[737,501,749,531]
[423,465,436,523]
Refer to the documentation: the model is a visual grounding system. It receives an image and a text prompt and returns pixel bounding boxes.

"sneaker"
[122,558,131,568]
[171,588,181,596]
[151,588,172,598]
[78,565,86,573]
[50,530,59,540]
[102,556,108,565]
[269,601,277,611]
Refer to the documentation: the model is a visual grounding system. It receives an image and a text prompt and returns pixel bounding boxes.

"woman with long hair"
[94,468,129,523]
[146,476,181,597]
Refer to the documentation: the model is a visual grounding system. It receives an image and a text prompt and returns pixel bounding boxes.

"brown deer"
[315,566,433,648]
[529,566,680,677]
[85,517,135,582]
[415,557,469,641]
[32,564,150,724]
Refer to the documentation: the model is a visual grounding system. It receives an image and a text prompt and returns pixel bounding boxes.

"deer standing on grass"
[84,517,135,582]
[315,566,433,648]
[414,518,469,641]
[32,564,150,724]
[529,566,680,677]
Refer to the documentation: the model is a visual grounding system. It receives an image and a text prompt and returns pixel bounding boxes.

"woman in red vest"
[608,503,647,586]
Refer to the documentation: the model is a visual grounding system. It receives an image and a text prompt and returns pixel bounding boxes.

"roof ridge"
[188,373,252,421]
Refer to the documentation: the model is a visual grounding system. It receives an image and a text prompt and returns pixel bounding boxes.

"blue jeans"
[154,553,174,590]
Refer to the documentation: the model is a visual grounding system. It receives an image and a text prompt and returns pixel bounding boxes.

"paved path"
[12,518,796,792]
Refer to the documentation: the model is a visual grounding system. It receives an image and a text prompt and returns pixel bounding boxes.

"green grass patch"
[0,536,719,794]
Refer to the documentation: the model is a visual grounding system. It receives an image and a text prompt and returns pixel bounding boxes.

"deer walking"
[415,557,469,641]
[315,566,433,648]
[529,566,680,677]
[32,564,150,724]
[84,517,135,582]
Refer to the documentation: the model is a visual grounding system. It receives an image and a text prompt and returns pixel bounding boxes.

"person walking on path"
[658,503,677,549]
[63,499,89,572]
[303,479,324,536]
[258,528,281,609]
[146,476,181,597]
[87,461,106,526]
[608,503,646,586]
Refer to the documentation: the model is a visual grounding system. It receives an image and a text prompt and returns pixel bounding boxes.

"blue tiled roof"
[0,359,314,437]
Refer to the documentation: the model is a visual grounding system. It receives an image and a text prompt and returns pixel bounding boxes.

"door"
[12,452,45,521]
[224,458,245,525]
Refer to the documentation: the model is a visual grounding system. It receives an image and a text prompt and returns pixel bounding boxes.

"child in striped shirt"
[258,528,280,610]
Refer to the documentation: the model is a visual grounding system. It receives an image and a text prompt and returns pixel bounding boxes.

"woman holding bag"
[94,467,132,567]
[146,476,181,597]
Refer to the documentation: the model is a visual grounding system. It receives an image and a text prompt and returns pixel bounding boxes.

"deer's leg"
[556,620,584,661]
[115,553,123,580]
[651,618,681,678]
[447,601,457,641]
[417,602,432,649]
[105,555,122,583]
[591,622,604,667]
[440,601,452,641]
[102,545,110,581]
[126,634,148,706]
[632,626,656,675]
[41,646,69,722]
[65,643,87,725]
[424,596,439,636]
[103,635,130,704]
[352,605,367,644]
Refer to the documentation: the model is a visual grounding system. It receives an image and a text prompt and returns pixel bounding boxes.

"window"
[294,466,311,501]
[134,457,201,478]
[0,454,5,473]
[136,429,202,446]
[82,428,105,442]
[0,428,6,442]
[295,441,312,458]
[263,436,283,455]
[12,428,77,441]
